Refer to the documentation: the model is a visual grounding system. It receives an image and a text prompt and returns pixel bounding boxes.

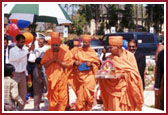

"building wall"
[90,19,96,35]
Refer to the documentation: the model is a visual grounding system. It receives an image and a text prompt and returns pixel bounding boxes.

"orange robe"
[41,44,73,111]
[154,44,164,109]
[69,47,100,111]
[71,47,79,56]
[68,47,79,93]
[99,49,144,111]
[67,47,79,108]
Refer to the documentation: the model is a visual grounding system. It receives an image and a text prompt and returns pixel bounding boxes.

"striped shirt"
[4,77,24,110]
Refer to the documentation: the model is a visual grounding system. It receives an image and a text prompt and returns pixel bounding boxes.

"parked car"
[87,38,104,58]
[102,32,159,56]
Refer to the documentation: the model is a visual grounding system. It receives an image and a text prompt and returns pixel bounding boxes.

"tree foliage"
[104,4,118,29]
[97,22,104,35]
[70,4,164,35]
[120,4,135,31]
[78,5,92,24]
[145,4,164,33]
[77,4,101,34]
[72,14,87,35]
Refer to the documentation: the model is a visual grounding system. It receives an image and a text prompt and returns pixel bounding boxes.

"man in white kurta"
[9,34,34,110]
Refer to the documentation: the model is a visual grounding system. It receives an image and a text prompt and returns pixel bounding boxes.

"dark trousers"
[27,62,36,97]
[160,86,164,110]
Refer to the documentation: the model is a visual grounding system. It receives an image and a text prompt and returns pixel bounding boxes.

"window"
[91,39,103,46]
[137,35,154,43]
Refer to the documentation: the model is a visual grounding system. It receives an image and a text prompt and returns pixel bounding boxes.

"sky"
[61,4,79,15]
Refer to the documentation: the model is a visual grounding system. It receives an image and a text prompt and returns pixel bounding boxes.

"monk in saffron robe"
[68,40,80,93]
[73,40,80,47]
[67,40,80,109]
[69,35,100,111]
[71,40,80,56]
[99,36,144,111]
[41,32,73,111]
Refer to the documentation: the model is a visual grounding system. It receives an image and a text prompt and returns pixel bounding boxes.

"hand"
[25,44,29,47]
[155,89,159,95]
[53,53,58,62]
[62,62,68,68]
[19,98,25,105]
[52,54,67,68]
[28,44,35,52]
[102,48,106,54]
[51,57,56,63]
[74,61,80,66]
[115,73,125,80]
[86,62,91,66]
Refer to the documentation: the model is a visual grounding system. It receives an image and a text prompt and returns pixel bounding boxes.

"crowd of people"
[4,30,164,111]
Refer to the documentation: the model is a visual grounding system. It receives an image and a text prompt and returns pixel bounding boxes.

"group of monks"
[41,32,144,111]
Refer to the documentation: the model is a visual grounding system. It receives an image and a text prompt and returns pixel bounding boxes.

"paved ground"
[23,86,162,112]
[23,71,163,112]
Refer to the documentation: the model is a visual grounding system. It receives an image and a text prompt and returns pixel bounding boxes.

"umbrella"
[4,4,72,25]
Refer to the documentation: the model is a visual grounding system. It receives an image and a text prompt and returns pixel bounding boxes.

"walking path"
[23,73,163,112]
[24,88,162,112]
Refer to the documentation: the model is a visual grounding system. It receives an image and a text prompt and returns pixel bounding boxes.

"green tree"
[97,22,104,35]
[145,4,164,33]
[77,5,92,34]
[90,5,101,35]
[72,14,87,35]
[153,4,164,33]
[69,4,79,20]
[77,4,101,35]
[104,4,118,30]
[78,5,92,24]
[134,4,138,32]
[120,4,135,31]
[145,4,154,32]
